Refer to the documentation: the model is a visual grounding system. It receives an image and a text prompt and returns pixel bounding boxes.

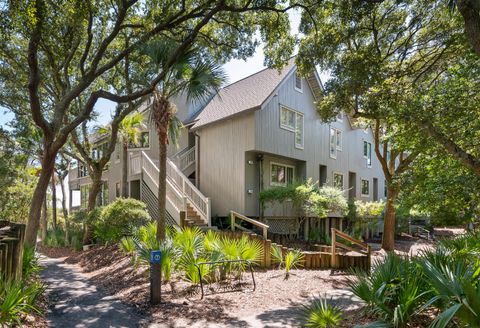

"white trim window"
[280,106,304,149]
[270,163,295,186]
[333,172,344,189]
[294,71,303,92]
[329,127,343,158]
[363,141,372,167]
[361,178,370,196]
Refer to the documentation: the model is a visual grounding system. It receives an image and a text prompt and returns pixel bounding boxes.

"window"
[361,179,370,196]
[271,163,294,186]
[336,130,342,150]
[363,141,372,167]
[294,72,302,92]
[98,181,109,206]
[295,114,304,148]
[129,131,150,149]
[280,106,296,131]
[280,106,304,149]
[115,182,121,197]
[80,185,90,208]
[333,172,344,189]
[78,164,88,177]
[330,127,343,158]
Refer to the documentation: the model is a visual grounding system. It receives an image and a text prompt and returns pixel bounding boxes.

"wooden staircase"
[184,203,208,228]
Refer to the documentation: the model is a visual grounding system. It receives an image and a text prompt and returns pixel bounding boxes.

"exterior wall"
[254,69,386,212]
[196,113,255,217]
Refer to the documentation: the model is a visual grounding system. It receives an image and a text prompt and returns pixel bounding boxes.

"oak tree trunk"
[25,152,56,246]
[157,135,167,241]
[51,175,57,230]
[41,196,47,241]
[382,186,399,251]
[83,173,102,245]
[59,176,69,241]
[122,144,129,197]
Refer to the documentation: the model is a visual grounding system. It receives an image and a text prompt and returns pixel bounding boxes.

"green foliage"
[22,246,41,279]
[43,226,83,251]
[95,198,151,244]
[349,253,429,327]
[259,180,348,218]
[0,277,44,326]
[300,297,343,328]
[0,167,37,223]
[271,245,304,279]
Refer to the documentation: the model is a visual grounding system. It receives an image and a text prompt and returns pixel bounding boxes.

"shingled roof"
[191,58,297,130]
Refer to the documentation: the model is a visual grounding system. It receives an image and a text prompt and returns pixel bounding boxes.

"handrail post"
[263,227,267,240]
[331,228,337,268]
[230,211,235,232]
[206,198,211,226]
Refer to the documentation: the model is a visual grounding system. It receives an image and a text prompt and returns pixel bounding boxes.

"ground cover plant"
[349,232,480,327]
[120,226,263,286]
[299,296,343,328]
[271,245,304,279]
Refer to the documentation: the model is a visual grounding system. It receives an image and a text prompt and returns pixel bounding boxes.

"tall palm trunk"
[382,186,399,251]
[122,143,129,197]
[153,94,173,241]
[51,175,57,230]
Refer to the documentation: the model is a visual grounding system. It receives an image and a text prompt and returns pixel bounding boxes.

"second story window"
[78,164,88,177]
[294,71,302,92]
[333,172,344,189]
[363,141,372,167]
[271,163,294,186]
[129,131,150,149]
[329,128,342,158]
[280,106,304,149]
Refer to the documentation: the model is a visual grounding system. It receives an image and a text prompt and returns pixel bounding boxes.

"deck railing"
[230,211,269,239]
[175,146,196,172]
[331,228,371,269]
[130,152,142,175]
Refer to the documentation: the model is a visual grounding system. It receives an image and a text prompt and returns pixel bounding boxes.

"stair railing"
[331,228,371,269]
[230,211,269,239]
[166,157,210,225]
[173,146,196,172]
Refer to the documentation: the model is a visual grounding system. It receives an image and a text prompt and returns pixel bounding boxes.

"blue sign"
[150,250,162,264]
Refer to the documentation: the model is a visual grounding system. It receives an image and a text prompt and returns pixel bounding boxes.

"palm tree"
[117,112,144,197]
[142,40,226,241]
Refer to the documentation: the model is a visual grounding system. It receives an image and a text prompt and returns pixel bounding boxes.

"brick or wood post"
[265,239,271,268]
[331,228,337,269]
[230,212,235,231]
[304,217,309,241]
[367,244,371,272]
[0,243,6,277]
[339,218,343,231]
[180,211,186,228]
[150,260,161,305]
[12,224,26,280]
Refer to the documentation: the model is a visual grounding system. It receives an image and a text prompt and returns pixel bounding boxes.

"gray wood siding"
[254,70,386,209]
[197,113,255,217]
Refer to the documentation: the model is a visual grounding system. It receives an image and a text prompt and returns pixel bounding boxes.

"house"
[68,58,386,235]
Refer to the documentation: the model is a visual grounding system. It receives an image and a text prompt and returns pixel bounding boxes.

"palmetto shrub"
[271,245,304,279]
[0,277,44,325]
[22,246,41,280]
[300,296,343,328]
[349,253,429,327]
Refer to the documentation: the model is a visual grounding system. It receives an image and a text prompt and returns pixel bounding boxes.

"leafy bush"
[95,198,151,244]
[0,277,44,325]
[22,246,41,279]
[300,296,343,328]
[43,226,83,250]
[259,179,348,218]
[271,245,304,279]
[349,253,428,327]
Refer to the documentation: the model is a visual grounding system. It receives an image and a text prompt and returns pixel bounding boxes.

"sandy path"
[40,255,146,328]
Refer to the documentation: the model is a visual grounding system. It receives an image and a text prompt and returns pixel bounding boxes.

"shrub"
[43,226,83,250]
[271,245,304,279]
[349,253,428,327]
[0,277,44,325]
[300,296,343,328]
[22,246,41,279]
[95,198,151,244]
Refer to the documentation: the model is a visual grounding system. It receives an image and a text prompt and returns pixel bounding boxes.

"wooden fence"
[0,221,26,280]
[218,229,370,271]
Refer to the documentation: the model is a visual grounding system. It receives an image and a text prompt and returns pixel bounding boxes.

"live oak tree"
[0,0,301,246]
[295,0,463,250]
